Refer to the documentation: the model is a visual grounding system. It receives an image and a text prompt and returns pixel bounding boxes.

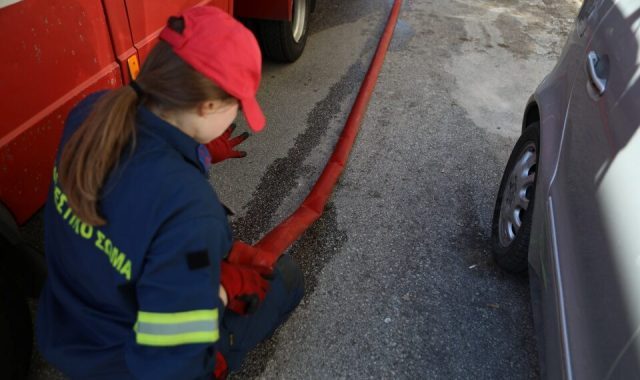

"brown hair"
[58,17,233,226]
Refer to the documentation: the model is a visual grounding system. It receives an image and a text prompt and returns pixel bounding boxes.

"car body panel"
[529,197,572,379]
[527,0,640,378]
[526,10,597,376]
[551,1,640,378]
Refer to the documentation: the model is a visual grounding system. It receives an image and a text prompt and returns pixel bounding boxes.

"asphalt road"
[27,0,580,378]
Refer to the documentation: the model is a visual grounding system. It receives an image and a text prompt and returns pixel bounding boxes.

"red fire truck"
[0,0,314,377]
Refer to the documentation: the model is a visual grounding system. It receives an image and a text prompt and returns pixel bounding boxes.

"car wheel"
[491,122,540,273]
[257,0,310,62]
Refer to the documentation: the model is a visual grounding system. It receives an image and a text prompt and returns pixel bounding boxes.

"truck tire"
[257,0,311,62]
[0,272,33,380]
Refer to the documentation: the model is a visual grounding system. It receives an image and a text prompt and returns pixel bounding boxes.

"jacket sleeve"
[124,214,232,380]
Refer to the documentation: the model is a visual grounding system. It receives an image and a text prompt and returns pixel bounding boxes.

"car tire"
[257,0,310,62]
[491,122,540,273]
[0,271,33,380]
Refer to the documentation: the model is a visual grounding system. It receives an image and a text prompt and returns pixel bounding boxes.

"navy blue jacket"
[36,92,232,379]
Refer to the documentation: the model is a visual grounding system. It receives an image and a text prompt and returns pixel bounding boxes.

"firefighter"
[36,6,304,379]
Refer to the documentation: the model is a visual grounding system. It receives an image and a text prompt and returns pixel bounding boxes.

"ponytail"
[58,86,138,226]
[58,16,232,226]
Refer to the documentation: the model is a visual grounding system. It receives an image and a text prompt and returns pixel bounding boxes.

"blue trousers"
[218,255,304,371]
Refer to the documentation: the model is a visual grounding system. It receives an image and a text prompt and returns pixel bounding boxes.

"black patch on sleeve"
[186,251,210,270]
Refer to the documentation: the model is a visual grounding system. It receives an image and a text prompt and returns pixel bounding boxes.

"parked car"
[491,0,640,378]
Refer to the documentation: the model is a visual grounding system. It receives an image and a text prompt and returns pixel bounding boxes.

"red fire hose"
[235,0,403,267]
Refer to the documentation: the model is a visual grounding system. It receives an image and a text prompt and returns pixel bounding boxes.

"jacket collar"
[137,106,207,174]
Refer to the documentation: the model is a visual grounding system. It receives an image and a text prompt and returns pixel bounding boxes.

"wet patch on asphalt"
[230,7,389,245]
[230,57,367,243]
[229,5,389,377]
[229,203,347,379]
[287,202,348,298]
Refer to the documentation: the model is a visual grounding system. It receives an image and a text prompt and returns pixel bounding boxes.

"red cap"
[160,6,265,132]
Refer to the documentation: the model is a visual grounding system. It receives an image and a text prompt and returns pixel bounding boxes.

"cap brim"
[241,97,265,132]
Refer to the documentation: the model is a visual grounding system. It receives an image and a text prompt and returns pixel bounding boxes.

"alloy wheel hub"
[498,142,537,247]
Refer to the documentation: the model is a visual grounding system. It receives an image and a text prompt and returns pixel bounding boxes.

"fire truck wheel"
[257,0,310,62]
[0,272,33,380]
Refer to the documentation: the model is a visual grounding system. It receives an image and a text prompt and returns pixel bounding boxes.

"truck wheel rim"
[292,0,307,43]
[498,142,537,247]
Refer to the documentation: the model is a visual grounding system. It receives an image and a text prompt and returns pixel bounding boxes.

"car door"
[549,0,640,378]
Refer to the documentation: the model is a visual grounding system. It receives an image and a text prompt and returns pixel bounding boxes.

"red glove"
[205,124,249,164]
[220,261,269,314]
[213,351,228,380]
[225,241,277,277]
